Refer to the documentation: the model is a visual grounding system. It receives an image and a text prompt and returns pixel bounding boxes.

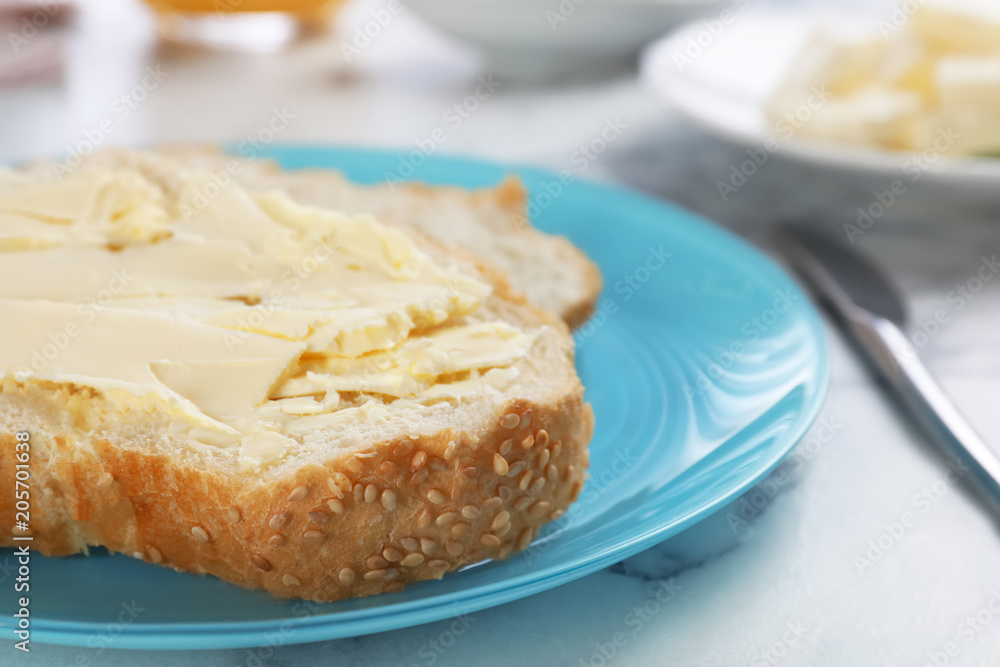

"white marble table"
[4,1,1000,664]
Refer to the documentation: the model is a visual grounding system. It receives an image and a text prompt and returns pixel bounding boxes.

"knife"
[774,223,1000,513]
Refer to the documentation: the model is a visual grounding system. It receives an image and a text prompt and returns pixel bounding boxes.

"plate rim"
[6,145,831,649]
[639,12,1000,184]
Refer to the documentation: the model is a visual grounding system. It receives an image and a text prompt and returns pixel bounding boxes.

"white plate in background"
[403,0,731,81]
[640,12,1000,186]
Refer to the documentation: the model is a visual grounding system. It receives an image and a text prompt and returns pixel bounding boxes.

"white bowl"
[403,0,730,81]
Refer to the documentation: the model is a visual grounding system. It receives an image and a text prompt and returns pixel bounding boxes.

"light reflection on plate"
[0,145,829,649]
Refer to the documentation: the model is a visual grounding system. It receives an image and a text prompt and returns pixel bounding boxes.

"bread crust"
[487,176,603,329]
[0,247,593,602]
[553,237,603,329]
[0,381,592,601]
[107,145,605,328]
[0,150,597,602]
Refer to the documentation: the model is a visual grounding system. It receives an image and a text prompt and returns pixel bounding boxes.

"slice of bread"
[238,169,604,329]
[0,153,594,601]
[69,144,603,328]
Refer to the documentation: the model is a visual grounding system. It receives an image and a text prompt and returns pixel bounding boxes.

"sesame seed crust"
[0,182,598,604]
[400,552,424,567]
[493,454,509,476]
[1,368,593,603]
[303,530,326,544]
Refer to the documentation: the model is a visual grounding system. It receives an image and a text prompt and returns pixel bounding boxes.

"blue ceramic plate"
[0,146,828,649]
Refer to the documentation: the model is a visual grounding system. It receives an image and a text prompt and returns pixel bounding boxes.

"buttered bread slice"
[40,145,604,328]
[0,156,593,601]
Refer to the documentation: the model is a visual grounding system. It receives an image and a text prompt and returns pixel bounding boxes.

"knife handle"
[850,314,1000,507]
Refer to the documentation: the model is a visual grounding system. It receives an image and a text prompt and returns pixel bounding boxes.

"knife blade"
[774,223,1000,514]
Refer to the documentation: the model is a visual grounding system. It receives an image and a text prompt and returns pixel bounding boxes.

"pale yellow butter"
[767,1,1000,155]
[0,157,539,470]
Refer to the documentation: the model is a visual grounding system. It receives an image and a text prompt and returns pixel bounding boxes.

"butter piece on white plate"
[936,56,1000,113]
[919,109,1000,157]
[793,85,923,151]
[912,0,1000,56]
[766,30,881,116]
[765,31,933,136]
[874,38,937,105]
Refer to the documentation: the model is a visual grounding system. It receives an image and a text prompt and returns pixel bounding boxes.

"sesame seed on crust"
[381,489,397,511]
[303,530,325,544]
[493,454,509,476]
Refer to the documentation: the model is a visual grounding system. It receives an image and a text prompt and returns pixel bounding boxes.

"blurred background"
[4,0,992,369]
[0,0,875,177]
[7,0,1000,664]
[0,0,989,233]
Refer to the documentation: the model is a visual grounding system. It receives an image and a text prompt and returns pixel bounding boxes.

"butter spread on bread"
[0,153,594,601]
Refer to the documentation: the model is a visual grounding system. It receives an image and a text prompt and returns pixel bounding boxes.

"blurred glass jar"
[145,0,346,51]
